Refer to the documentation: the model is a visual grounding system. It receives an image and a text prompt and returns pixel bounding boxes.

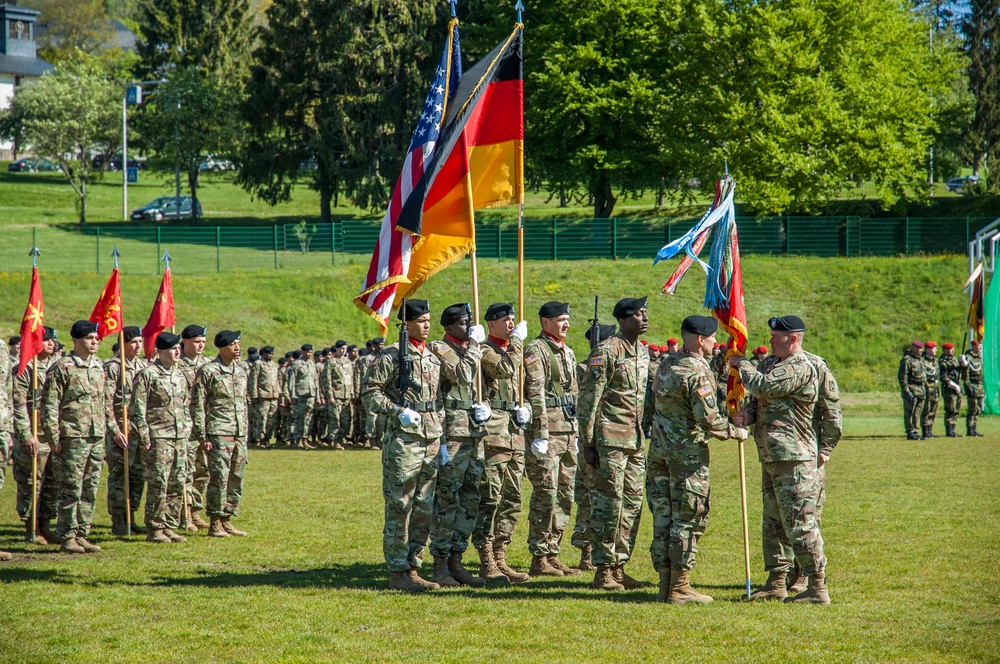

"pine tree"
[965,0,1000,185]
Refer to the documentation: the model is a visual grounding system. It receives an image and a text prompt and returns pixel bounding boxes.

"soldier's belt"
[407,400,443,413]
[490,399,519,411]
[444,398,475,411]
[544,395,577,408]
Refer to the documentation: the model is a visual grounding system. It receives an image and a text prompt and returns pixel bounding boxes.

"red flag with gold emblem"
[17,267,45,375]
[141,268,175,359]
[89,268,123,340]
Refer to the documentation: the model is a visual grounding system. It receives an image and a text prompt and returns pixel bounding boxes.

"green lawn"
[0,412,996,662]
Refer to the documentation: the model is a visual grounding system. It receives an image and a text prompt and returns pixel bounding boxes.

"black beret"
[155,332,181,350]
[681,315,718,336]
[42,326,57,341]
[613,296,648,319]
[123,326,142,342]
[372,337,385,344]
[440,303,472,326]
[485,302,515,321]
[398,299,430,321]
[769,315,806,332]
[249,353,260,361]
[347,344,357,351]
[247,347,258,355]
[301,343,313,351]
[181,324,207,339]
[261,345,275,354]
[359,349,369,357]
[70,320,99,339]
[112,343,119,353]
[365,340,374,348]
[585,324,617,343]
[214,330,241,348]
[291,350,301,359]
[335,340,347,348]
[538,301,570,318]
[9,336,20,345]
[320,348,330,355]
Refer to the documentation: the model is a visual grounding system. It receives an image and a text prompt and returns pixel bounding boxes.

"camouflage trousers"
[429,436,485,557]
[105,433,145,518]
[921,392,939,430]
[326,399,352,443]
[646,441,710,572]
[352,400,365,441]
[13,438,58,523]
[761,460,826,576]
[966,390,984,431]
[472,443,525,550]
[570,461,595,551]
[278,404,293,442]
[943,392,962,429]
[525,434,577,556]
[590,446,645,567]
[206,435,247,517]
[382,431,440,572]
[251,398,278,445]
[901,390,925,436]
[313,403,327,440]
[185,438,209,512]
[366,409,387,445]
[142,437,186,530]
[292,395,316,441]
[53,436,105,541]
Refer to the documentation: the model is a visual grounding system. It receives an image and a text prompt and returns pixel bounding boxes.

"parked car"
[130,196,203,221]
[199,155,235,172]
[8,158,36,172]
[946,175,979,194]
[93,154,147,171]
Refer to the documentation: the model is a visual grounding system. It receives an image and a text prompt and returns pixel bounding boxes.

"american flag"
[355,22,462,332]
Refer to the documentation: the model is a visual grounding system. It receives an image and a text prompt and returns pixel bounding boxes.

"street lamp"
[122,78,167,221]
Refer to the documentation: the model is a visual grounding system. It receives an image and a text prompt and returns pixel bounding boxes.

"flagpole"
[516,0,525,407]
[164,249,187,528]
[30,356,38,544]
[113,246,132,537]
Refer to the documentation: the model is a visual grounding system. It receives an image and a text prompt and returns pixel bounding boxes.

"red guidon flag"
[393,24,524,301]
[89,268,123,340]
[141,268,175,359]
[17,267,45,375]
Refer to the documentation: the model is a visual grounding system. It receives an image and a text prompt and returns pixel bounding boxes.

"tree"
[0,53,121,225]
[21,0,115,62]
[966,0,1000,186]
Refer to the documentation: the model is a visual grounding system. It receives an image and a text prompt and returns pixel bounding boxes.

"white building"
[0,2,53,160]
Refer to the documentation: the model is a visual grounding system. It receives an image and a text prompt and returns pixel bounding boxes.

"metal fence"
[1,216,992,274]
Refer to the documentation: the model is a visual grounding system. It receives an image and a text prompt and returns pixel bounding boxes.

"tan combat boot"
[529,554,564,577]
[577,543,595,571]
[146,529,172,543]
[477,545,510,585]
[221,517,247,537]
[787,564,808,594]
[25,520,47,545]
[388,570,426,593]
[547,554,581,576]
[111,514,129,537]
[76,536,102,553]
[129,516,147,535]
[748,570,787,601]
[494,545,529,583]
[207,516,230,538]
[448,551,486,588]
[656,569,672,602]
[163,529,188,543]
[591,565,625,591]
[60,538,86,554]
[613,565,652,589]
[666,570,713,604]
[409,568,441,591]
[39,521,61,545]
[431,555,461,588]
[784,572,830,605]
[190,510,210,529]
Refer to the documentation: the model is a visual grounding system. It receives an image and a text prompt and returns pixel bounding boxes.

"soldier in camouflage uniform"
[249,346,280,448]
[750,346,768,368]
[571,322,617,572]
[362,300,445,593]
[12,327,60,546]
[179,324,210,530]
[0,336,12,560]
[43,321,126,554]
[472,303,531,584]
[321,341,353,449]
[938,343,963,438]
[131,332,190,543]
[353,342,373,446]
[920,341,940,439]
[364,337,388,448]
[898,340,927,440]
[962,340,985,437]
[312,349,328,445]
[290,344,319,449]
[346,344,360,442]
[648,315,746,603]
[523,301,581,577]
[193,330,250,537]
[277,352,297,445]
[579,297,654,592]
[104,326,148,536]
[732,315,831,605]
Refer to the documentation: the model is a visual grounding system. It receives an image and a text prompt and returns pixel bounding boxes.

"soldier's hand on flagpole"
[201,440,213,452]
[25,436,38,456]
[513,321,528,341]
[113,431,129,449]
[732,410,748,427]
[733,426,748,442]
[727,355,744,368]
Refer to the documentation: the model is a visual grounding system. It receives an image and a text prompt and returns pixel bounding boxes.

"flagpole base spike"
[746,578,752,600]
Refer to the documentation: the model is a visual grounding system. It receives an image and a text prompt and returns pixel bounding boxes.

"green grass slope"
[0,254,970,392]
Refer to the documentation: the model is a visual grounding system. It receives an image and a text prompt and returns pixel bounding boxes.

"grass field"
[0,413,996,662]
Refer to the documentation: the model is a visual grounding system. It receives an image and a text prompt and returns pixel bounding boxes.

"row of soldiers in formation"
[363,298,839,604]
[897,339,986,440]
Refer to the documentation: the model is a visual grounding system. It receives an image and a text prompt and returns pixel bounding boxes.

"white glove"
[733,426,748,442]
[530,438,549,457]
[469,324,486,344]
[959,356,968,367]
[471,402,492,423]
[398,408,422,427]
[514,406,531,426]
[512,320,528,341]
[949,380,961,392]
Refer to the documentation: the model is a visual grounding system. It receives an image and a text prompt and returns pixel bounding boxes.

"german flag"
[394,24,524,300]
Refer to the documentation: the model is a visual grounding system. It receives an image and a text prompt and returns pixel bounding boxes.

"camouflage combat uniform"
[736,351,826,577]
[131,360,191,530]
[192,357,249,518]
[523,333,578,558]
[322,355,354,445]
[352,357,367,443]
[804,352,842,529]
[647,349,738,572]
[248,356,280,446]
[578,333,650,568]
[0,340,10,480]
[12,355,58,523]
[571,359,595,554]
[360,354,388,446]
[104,355,148,523]
[920,351,940,436]
[898,349,926,438]
[428,336,486,559]
[962,348,985,435]
[938,353,963,433]
[42,352,120,543]
[179,354,210,513]
[290,356,319,442]
[278,361,295,443]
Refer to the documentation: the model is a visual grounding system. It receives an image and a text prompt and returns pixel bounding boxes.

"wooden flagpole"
[120,329,132,536]
[29,357,38,544]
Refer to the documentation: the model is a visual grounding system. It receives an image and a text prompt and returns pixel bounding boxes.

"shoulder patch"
[524,354,539,366]
[589,357,604,366]
[771,367,786,378]
[696,384,713,397]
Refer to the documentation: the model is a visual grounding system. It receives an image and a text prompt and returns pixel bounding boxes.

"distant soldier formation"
[898,339,985,439]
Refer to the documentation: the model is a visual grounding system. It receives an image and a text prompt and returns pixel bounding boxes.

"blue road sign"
[126,85,143,105]
[127,167,139,183]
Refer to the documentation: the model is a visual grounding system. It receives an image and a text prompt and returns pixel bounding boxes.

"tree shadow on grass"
[0,568,77,584]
